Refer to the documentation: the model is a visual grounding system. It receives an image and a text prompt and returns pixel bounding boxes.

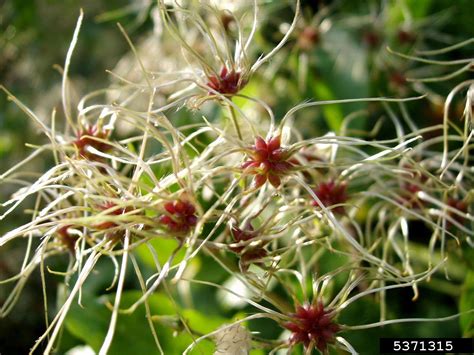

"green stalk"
[228,101,243,141]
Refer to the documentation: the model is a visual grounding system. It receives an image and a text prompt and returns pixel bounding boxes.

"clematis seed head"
[73,124,112,161]
[283,301,340,353]
[207,66,247,96]
[159,199,198,235]
[312,180,348,215]
[242,135,295,188]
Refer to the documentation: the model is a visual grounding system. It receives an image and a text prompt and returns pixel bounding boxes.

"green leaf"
[310,80,344,132]
[181,308,227,334]
[65,292,172,354]
[460,271,474,337]
[316,26,369,130]
[388,0,433,26]
[135,237,186,267]
[0,134,14,156]
[65,291,223,354]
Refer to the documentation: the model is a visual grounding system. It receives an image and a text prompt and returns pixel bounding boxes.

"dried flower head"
[159,0,300,104]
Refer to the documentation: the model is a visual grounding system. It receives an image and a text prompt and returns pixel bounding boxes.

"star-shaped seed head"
[207,66,247,95]
[242,136,294,188]
[283,302,340,353]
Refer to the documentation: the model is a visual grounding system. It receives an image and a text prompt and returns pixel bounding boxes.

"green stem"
[228,102,243,141]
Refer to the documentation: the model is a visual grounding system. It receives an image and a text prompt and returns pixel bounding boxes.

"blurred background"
[1,0,473,354]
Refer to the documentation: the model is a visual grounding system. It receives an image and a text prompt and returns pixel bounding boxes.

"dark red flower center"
[57,225,78,253]
[159,199,198,234]
[94,201,132,230]
[298,26,320,51]
[73,125,112,160]
[230,224,267,269]
[397,29,416,44]
[283,302,340,352]
[447,197,468,227]
[362,30,381,48]
[242,136,294,188]
[390,72,407,88]
[312,180,348,214]
[207,66,247,95]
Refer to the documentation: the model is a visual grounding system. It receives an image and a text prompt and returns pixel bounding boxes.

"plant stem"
[228,101,243,141]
